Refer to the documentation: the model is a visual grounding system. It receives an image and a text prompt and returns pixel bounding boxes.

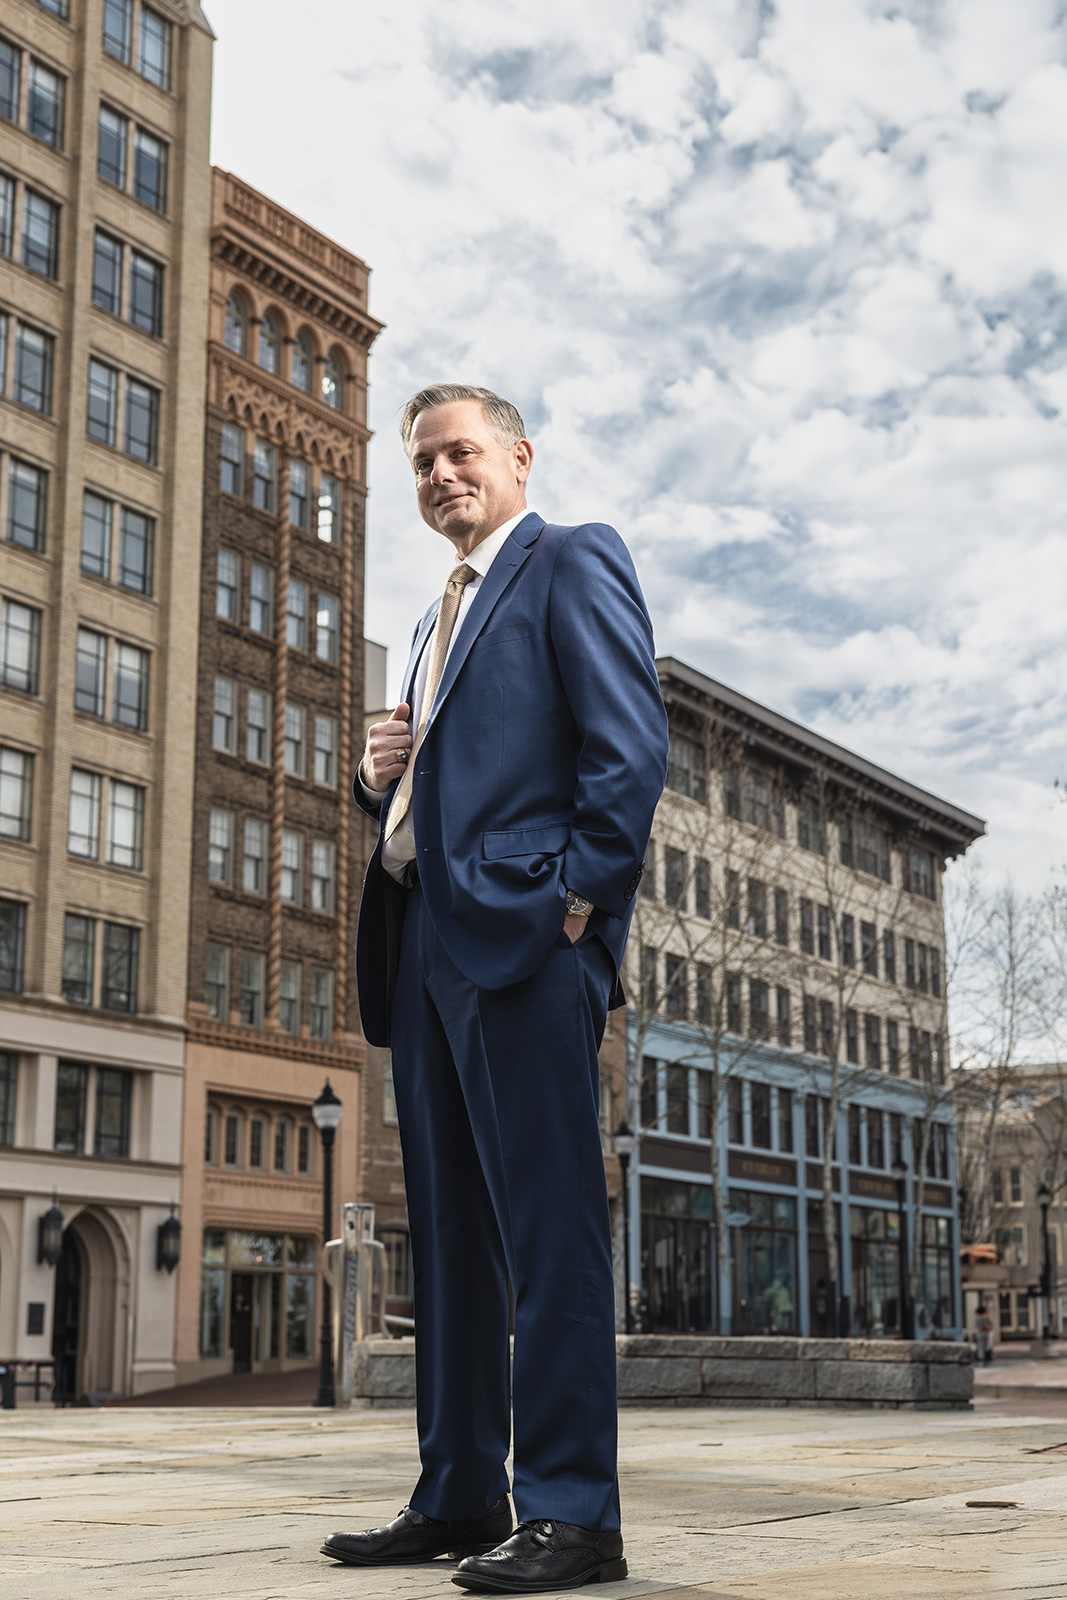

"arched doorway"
[52,1211,125,1403]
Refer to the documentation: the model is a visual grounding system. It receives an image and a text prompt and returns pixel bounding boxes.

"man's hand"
[361,703,412,793]
[563,912,589,944]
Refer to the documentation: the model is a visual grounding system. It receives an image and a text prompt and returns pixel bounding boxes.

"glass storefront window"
[200,1268,225,1357]
[849,1204,902,1337]
[728,1188,797,1334]
[916,1214,954,1332]
[640,1177,716,1333]
[288,1236,316,1268]
[287,1271,315,1358]
[197,1230,318,1362]
[230,1231,283,1267]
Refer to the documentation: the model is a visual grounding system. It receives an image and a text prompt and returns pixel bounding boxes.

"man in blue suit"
[321,385,668,1593]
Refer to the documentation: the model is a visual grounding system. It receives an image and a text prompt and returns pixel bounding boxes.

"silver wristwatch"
[565,889,594,918]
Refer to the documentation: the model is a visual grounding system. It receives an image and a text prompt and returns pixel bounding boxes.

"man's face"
[409,400,532,551]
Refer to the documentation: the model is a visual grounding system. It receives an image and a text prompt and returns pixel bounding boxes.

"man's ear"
[515,438,534,484]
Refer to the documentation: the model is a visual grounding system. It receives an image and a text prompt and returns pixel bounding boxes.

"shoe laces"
[520,1519,556,1547]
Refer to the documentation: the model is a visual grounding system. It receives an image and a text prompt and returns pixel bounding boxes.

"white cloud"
[206,0,1067,888]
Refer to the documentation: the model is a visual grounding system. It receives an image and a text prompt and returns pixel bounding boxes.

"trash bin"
[0,1365,15,1410]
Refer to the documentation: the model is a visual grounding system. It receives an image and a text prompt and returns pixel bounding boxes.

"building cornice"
[186,1011,364,1068]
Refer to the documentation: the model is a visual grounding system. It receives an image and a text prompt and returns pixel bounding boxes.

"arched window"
[258,312,280,375]
[223,292,247,355]
[322,350,343,411]
[291,332,312,393]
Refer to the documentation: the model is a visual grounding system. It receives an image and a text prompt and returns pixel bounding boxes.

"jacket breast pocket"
[482,823,570,859]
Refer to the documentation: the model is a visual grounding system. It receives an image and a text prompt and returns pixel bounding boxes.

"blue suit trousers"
[391,885,621,1532]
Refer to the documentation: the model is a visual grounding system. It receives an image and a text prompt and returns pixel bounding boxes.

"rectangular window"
[138,6,171,89]
[28,61,64,148]
[311,839,335,913]
[918,942,928,993]
[931,948,941,999]
[223,1111,240,1166]
[1,600,41,695]
[803,995,817,1053]
[864,1013,881,1070]
[1010,1167,1022,1204]
[101,923,138,1011]
[861,921,877,976]
[0,899,24,992]
[662,846,686,910]
[744,767,784,836]
[94,1067,131,1157]
[695,961,711,1024]
[799,898,814,955]
[747,878,767,938]
[281,829,302,903]
[286,579,307,649]
[249,562,272,633]
[0,40,20,124]
[289,459,309,528]
[107,780,143,870]
[103,0,133,62]
[693,857,710,920]
[887,1019,900,1075]
[75,627,107,716]
[242,818,266,894]
[54,1061,88,1151]
[132,126,167,210]
[797,795,825,854]
[212,676,235,752]
[317,471,338,542]
[81,491,112,579]
[204,943,228,1021]
[845,1007,859,1064]
[315,593,338,663]
[310,969,333,1041]
[641,947,657,1010]
[748,1080,771,1147]
[87,359,118,444]
[7,459,47,552]
[69,767,103,862]
[908,1025,920,1079]
[727,1076,744,1144]
[129,251,163,335]
[98,105,128,187]
[905,938,916,988]
[819,999,834,1058]
[274,1118,289,1172]
[776,985,791,1047]
[848,1103,862,1165]
[15,323,53,412]
[246,688,270,763]
[36,0,70,17]
[749,978,769,1040]
[908,846,936,901]
[665,953,687,1017]
[726,972,742,1034]
[62,913,94,1005]
[841,914,855,968]
[249,1116,264,1169]
[208,808,232,884]
[313,714,336,787]
[216,548,238,620]
[118,507,153,593]
[883,930,896,984]
[124,377,159,462]
[22,190,59,278]
[725,868,740,929]
[805,1094,820,1158]
[240,950,264,1027]
[774,888,788,946]
[665,1064,688,1134]
[694,1072,711,1139]
[220,423,243,495]
[253,439,276,511]
[284,704,305,776]
[0,173,13,254]
[0,747,32,841]
[778,1085,794,1151]
[0,1052,15,1147]
[868,1108,885,1169]
[279,960,300,1036]
[113,640,149,729]
[666,730,706,802]
[298,1122,312,1171]
[817,904,831,961]
[640,839,656,901]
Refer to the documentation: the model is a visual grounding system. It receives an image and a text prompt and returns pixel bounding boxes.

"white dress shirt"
[365,510,529,881]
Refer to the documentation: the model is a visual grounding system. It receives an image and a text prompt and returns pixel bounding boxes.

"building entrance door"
[807,1200,843,1336]
[230,1274,254,1373]
[52,1230,83,1405]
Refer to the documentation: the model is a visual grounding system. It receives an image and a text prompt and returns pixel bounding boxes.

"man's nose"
[429,455,456,486]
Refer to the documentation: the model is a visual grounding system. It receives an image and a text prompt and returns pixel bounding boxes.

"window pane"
[317,472,338,542]
[322,352,342,410]
[283,704,304,775]
[310,969,332,1041]
[124,378,159,462]
[313,714,336,786]
[87,359,118,444]
[281,829,302,903]
[205,944,229,1021]
[1,601,41,695]
[216,548,238,619]
[101,922,138,1011]
[212,676,235,751]
[94,1067,131,1157]
[242,817,265,894]
[311,840,334,912]
[98,106,127,187]
[0,899,26,992]
[62,914,94,1006]
[286,1269,314,1358]
[253,440,275,511]
[107,780,143,869]
[0,1052,16,1147]
[279,960,300,1035]
[0,173,13,255]
[129,252,163,335]
[138,7,171,88]
[75,628,107,715]
[291,334,311,391]
[68,768,101,857]
[249,563,272,632]
[132,126,166,210]
[7,459,47,551]
[220,423,243,494]
[92,230,123,312]
[286,580,307,649]
[22,191,58,278]
[0,748,32,841]
[240,950,264,1026]
[113,641,149,730]
[118,508,153,593]
[224,293,246,355]
[103,0,133,62]
[315,594,338,662]
[0,41,20,124]
[28,61,64,148]
[15,324,53,412]
[259,313,280,374]
[246,688,270,763]
[208,808,231,883]
[289,459,308,528]
[36,0,69,15]
[54,1061,88,1150]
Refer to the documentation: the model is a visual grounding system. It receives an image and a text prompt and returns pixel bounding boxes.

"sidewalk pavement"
[1,1397,1066,1599]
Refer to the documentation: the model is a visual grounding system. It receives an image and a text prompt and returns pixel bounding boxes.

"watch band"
[566,889,595,918]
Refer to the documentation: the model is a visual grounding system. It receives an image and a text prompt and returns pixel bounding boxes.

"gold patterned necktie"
[385,560,477,840]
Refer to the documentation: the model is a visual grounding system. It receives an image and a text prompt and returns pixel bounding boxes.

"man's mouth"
[434,494,468,512]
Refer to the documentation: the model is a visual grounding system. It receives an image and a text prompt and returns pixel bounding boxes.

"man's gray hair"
[400,385,527,453]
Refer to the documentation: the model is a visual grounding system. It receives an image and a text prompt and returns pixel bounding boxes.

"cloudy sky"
[206,0,1067,888]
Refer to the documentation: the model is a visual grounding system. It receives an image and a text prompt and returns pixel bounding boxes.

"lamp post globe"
[614,1119,636,1336]
[313,1080,342,1407]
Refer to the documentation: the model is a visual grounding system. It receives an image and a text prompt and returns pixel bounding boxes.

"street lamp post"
[312,1080,343,1407]
[892,1160,915,1341]
[1038,1182,1052,1345]
[614,1119,636,1335]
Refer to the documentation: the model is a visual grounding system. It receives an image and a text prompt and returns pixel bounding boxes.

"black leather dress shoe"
[452,1519,627,1592]
[321,1495,513,1566]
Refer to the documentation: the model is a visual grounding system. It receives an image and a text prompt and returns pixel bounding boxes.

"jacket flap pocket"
[482,824,570,859]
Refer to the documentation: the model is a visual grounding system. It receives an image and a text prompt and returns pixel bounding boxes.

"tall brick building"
[172,170,381,1383]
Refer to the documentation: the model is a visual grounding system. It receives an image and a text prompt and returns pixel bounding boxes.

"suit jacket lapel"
[401,606,438,706]
[423,513,543,736]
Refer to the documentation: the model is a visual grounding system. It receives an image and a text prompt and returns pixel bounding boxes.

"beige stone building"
[0,0,213,1397]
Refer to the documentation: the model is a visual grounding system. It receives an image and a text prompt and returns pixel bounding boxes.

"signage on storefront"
[640,1137,709,1175]
[850,1173,897,1203]
[922,1183,953,1210]
[727,1152,797,1187]
[806,1163,841,1192]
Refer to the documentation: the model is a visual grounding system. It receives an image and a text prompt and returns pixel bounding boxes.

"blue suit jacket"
[353,512,668,1047]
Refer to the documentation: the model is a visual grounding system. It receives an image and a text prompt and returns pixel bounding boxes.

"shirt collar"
[461,509,529,578]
